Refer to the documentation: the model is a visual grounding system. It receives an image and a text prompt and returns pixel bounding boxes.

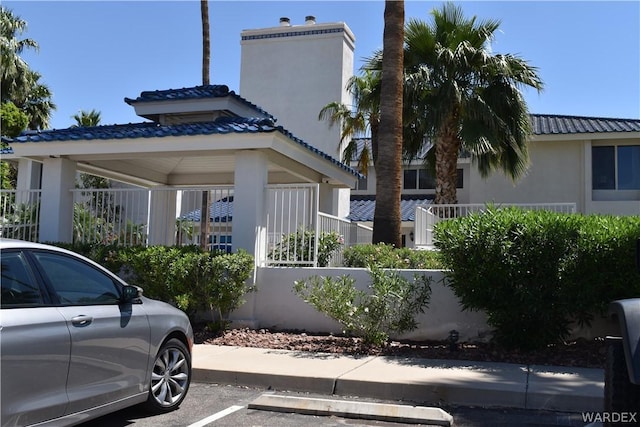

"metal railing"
[70,186,234,247]
[71,187,149,245]
[0,189,42,241]
[414,202,578,247]
[318,212,373,266]
[265,184,319,266]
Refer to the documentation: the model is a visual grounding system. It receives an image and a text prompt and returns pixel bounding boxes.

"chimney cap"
[305,15,316,25]
[279,17,291,26]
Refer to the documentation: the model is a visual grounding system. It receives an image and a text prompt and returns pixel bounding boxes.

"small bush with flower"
[293,266,432,346]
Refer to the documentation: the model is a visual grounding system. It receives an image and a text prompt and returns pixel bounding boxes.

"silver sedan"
[0,239,194,427]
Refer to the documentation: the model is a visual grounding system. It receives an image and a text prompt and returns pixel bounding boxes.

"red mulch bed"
[195,327,606,369]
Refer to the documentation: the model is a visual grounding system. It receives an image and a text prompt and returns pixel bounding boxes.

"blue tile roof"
[348,114,640,151]
[2,116,359,177]
[348,195,434,222]
[530,114,640,135]
[124,84,274,120]
[179,196,233,222]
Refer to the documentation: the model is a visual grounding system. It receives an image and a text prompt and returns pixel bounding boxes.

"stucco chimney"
[305,15,316,25]
[279,17,291,27]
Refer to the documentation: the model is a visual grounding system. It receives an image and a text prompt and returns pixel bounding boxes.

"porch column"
[15,159,42,206]
[148,189,177,246]
[233,151,268,261]
[319,184,351,218]
[16,159,42,190]
[40,157,76,243]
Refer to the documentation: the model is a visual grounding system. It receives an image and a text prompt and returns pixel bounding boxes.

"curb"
[248,394,453,426]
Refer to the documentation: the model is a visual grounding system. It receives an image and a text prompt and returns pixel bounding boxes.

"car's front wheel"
[144,338,191,413]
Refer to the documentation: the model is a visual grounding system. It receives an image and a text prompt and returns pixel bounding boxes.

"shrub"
[293,267,432,346]
[269,228,343,267]
[434,207,640,350]
[208,250,255,324]
[343,243,442,269]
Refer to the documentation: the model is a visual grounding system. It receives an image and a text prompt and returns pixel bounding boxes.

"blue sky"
[6,1,640,130]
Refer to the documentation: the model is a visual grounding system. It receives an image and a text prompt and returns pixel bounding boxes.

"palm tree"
[372,0,404,246]
[368,3,543,205]
[318,70,381,175]
[16,70,56,131]
[72,109,101,127]
[1,8,55,131]
[407,3,542,204]
[0,6,38,102]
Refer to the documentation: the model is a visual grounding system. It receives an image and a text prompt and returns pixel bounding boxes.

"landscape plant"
[343,243,442,269]
[434,207,640,350]
[293,266,432,346]
[269,229,343,267]
[1,200,39,241]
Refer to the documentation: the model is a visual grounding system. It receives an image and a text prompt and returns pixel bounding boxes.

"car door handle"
[71,315,93,327]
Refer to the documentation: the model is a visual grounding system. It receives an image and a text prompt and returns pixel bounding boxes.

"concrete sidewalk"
[192,344,603,413]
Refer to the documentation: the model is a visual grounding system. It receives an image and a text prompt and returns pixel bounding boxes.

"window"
[32,251,121,305]
[1,251,43,307]
[618,146,640,190]
[403,168,463,190]
[592,145,640,190]
[355,176,368,191]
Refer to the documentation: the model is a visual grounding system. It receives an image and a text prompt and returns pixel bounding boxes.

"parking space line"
[186,405,244,427]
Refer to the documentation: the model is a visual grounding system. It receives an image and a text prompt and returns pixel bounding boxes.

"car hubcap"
[151,347,189,406]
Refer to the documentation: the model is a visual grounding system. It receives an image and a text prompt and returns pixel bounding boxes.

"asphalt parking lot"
[80,383,593,427]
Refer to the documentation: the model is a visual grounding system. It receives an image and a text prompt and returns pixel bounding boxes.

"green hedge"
[47,243,254,328]
[343,243,443,269]
[433,207,640,350]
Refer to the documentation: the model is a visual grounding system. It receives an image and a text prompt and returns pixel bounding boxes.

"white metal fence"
[0,189,42,241]
[265,184,319,266]
[414,202,578,247]
[264,184,374,267]
[318,212,373,266]
[70,186,234,248]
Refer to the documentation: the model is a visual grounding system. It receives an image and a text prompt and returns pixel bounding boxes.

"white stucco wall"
[468,139,585,209]
[228,267,615,343]
[231,267,491,342]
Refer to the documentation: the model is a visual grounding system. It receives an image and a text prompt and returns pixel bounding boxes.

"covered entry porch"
[1,85,360,263]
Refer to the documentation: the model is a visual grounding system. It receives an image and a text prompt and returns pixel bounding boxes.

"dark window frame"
[592,145,640,190]
[403,168,464,190]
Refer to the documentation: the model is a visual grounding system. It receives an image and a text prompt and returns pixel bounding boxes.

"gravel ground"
[195,327,607,369]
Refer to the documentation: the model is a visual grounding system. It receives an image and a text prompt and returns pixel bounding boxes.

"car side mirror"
[121,285,142,303]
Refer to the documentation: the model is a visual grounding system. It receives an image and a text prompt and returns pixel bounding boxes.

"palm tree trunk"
[199,0,211,249]
[434,113,461,205]
[373,0,404,247]
[201,0,210,85]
